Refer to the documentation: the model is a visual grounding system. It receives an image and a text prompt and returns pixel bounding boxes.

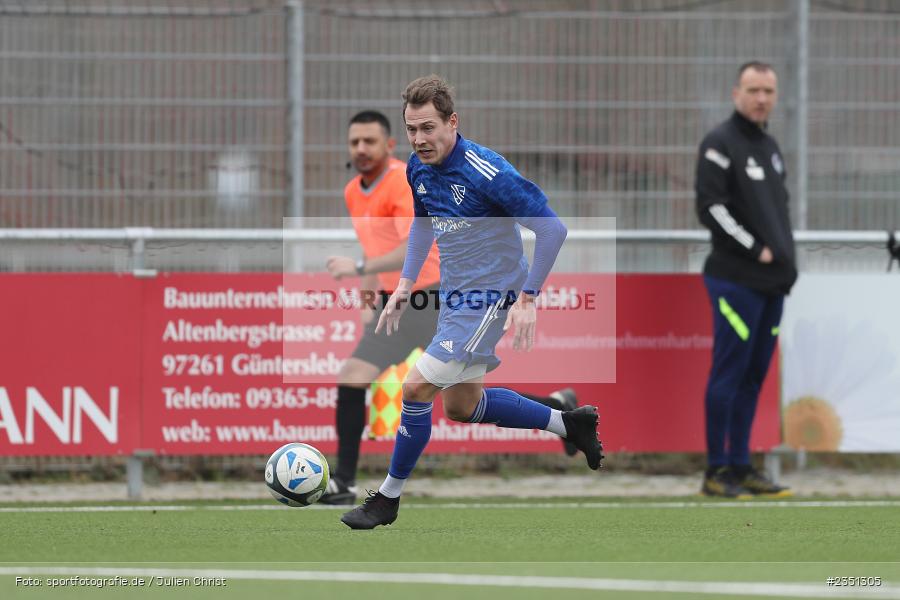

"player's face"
[348,122,395,176]
[732,68,777,125]
[404,102,458,165]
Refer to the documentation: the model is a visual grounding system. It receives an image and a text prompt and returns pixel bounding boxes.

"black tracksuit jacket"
[695,111,798,296]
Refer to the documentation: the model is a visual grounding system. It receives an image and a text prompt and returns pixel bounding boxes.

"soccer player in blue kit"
[341,75,603,530]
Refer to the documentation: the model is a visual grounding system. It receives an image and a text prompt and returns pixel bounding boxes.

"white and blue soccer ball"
[264,443,330,507]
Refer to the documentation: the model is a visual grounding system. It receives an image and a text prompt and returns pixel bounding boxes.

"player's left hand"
[503,292,537,351]
[326,256,357,279]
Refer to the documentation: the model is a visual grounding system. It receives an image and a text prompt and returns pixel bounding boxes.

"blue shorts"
[424,294,510,370]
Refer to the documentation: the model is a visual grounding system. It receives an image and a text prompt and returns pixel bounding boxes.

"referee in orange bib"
[321,111,577,504]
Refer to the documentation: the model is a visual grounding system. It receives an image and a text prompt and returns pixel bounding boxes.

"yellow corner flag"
[368,348,424,439]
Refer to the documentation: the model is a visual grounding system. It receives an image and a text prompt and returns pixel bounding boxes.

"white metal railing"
[0,227,894,243]
[1,227,895,273]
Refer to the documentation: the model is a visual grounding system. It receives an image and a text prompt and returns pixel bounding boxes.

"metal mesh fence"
[0,0,898,231]
[807,5,900,229]
[301,1,796,227]
[0,1,289,227]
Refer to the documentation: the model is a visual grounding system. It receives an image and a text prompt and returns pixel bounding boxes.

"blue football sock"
[468,388,552,430]
[386,401,433,481]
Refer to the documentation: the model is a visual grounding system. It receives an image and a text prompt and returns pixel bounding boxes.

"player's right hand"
[375,279,414,336]
[503,292,537,351]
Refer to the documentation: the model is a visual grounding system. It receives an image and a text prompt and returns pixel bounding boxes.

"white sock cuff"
[546,409,566,438]
[379,474,406,498]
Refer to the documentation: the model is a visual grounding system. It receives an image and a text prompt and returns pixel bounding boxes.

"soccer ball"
[264,443,330,507]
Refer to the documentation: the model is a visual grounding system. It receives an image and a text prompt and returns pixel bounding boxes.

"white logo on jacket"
[704,148,731,170]
[417,183,427,194]
[771,153,784,175]
[745,157,765,181]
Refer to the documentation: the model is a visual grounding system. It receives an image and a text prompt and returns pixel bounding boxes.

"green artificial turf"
[1,497,898,599]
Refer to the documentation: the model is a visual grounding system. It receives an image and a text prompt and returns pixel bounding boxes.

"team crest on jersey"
[771,153,784,174]
[450,184,466,205]
[417,183,427,195]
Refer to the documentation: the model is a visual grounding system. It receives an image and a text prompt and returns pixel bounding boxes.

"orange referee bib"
[343,157,440,293]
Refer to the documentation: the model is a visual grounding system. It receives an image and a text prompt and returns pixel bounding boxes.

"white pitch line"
[1,500,900,513]
[0,567,898,599]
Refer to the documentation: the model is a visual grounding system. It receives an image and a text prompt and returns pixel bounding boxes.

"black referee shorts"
[350,285,440,372]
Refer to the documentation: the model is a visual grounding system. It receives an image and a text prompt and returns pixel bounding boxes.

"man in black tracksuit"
[695,62,798,498]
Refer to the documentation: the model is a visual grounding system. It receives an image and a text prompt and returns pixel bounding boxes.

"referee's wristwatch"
[355,258,366,275]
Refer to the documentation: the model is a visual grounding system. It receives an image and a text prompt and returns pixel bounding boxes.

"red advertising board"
[0,273,780,456]
[580,275,780,453]
[141,273,351,455]
[0,274,142,456]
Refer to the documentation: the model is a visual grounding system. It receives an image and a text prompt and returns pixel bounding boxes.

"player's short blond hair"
[402,75,455,121]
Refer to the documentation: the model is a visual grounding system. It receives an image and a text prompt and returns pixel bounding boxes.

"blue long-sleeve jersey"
[401,133,565,297]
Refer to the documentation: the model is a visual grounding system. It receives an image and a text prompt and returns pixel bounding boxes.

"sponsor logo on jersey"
[431,216,472,233]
